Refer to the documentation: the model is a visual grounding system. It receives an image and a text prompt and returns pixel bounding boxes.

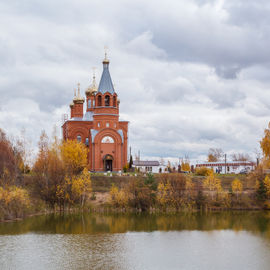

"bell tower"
[72,83,84,118]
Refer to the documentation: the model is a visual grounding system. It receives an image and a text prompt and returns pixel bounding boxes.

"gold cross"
[77,82,80,96]
[92,67,97,78]
[104,45,108,59]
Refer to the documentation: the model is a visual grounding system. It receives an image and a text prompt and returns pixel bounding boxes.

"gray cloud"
[0,0,269,163]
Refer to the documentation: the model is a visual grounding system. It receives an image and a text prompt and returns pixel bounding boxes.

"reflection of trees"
[1,212,270,240]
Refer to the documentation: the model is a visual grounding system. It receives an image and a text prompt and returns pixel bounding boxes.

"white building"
[133,160,166,173]
[196,161,255,174]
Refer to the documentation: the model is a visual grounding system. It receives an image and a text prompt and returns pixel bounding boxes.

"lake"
[0,212,270,270]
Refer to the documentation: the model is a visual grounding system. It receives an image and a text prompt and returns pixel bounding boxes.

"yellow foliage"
[260,122,270,168]
[0,186,31,219]
[64,168,92,206]
[264,176,270,198]
[203,171,222,199]
[61,140,88,175]
[181,161,191,172]
[157,182,172,206]
[195,167,212,176]
[232,178,243,194]
[109,184,128,207]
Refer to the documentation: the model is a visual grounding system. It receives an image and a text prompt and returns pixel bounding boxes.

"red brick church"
[62,55,129,172]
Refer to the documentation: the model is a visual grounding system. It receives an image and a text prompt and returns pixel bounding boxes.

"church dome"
[73,83,85,104]
[86,73,98,96]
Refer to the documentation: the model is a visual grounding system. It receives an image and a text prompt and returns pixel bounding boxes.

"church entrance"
[104,155,113,171]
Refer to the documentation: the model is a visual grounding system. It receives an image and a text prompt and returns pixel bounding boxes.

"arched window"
[105,95,110,106]
[85,138,89,146]
[77,135,81,142]
[88,100,91,108]
[101,136,114,143]
[97,95,102,106]
[93,100,95,107]
[113,96,116,107]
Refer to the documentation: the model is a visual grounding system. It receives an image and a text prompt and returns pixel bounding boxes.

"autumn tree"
[260,122,270,168]
[0,128,32,220]
[60,139,90,208]
[110,184,128,208]
[231,178,243,201]
[33,133,91,209]
[208,148,224,162]
[126,178,153,211]
[0,186,31,220]
[157,182,172,207]
[68,168,92,207]
[158,174,187,209]
[0,129,17,186]
[263,176,270,199]
[203,171,222,200]
[33,131,65,207]
[60,140,88,175]
[181,159,191,172]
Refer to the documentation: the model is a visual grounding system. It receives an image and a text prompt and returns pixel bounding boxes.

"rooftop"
[98,59,115,94]
[133,160,160,166]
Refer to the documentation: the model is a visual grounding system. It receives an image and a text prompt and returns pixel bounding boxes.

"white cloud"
[0,0,269,164]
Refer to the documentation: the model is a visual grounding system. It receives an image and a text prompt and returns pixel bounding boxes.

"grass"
[91,173,250,193]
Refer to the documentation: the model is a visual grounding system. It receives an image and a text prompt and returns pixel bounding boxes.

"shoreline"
[0,206,267,224]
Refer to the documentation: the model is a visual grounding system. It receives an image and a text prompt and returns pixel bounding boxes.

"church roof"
[98,59,115,94]
[133,160,160,166]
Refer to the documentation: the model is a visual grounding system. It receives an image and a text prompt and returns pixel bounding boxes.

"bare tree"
[207,148,224,162]
[231,153,251,162]
[16,128,32,174]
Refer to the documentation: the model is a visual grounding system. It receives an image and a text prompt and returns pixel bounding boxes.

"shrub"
[0,186,31,220]
[195,167,212,176]
[109,184,128,208]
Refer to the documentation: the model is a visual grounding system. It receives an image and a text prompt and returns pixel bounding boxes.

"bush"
[195,167,212,176]
[109,184,128,208]
[0,186,31,220]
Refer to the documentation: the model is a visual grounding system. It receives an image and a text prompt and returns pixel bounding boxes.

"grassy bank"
[91,173,251,192]
[89,172,267,212]
[0,172,266,222]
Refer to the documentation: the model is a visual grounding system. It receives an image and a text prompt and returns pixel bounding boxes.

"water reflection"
[1,212,270,236]
[1,212,270,270]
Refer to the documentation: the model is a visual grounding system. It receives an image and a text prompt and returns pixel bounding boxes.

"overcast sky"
[0,0,270,163]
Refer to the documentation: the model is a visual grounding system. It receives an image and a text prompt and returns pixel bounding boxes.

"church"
[62,55,129,172]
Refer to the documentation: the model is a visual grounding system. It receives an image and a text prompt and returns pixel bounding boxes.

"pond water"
[1,212,270,270]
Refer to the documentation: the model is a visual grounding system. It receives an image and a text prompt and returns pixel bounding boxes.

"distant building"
[196,161,255,174]
[133,160,166,173]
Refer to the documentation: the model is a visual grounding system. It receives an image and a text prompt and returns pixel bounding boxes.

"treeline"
[109,170,270,212]
[0,128,92,221]
[3,119,270,219]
